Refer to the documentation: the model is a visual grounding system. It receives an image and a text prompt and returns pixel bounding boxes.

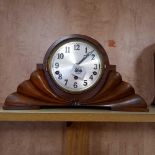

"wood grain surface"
[1,107,155,122]
[0,0,155,154]
[64,123,89,155]
[3,66,148,111]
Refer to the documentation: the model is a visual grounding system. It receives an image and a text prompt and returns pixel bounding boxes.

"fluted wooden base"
[3,64,148,112]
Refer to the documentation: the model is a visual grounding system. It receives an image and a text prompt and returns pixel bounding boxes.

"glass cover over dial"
[48,39,103,93]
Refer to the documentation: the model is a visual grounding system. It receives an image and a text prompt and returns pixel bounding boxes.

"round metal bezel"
[43,34,110,101]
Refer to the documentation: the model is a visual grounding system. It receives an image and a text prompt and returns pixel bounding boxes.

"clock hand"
[76,50,94,65]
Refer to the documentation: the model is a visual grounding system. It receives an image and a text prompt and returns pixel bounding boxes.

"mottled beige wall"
[0,0,155,155]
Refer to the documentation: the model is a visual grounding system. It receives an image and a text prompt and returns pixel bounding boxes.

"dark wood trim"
[43,34,110,102]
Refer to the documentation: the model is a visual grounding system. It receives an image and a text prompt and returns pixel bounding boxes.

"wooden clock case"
[3,34,148,112]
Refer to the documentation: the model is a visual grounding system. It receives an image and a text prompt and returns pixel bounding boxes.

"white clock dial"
[48,40,103,92]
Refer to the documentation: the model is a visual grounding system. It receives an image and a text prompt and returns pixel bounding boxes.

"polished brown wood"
[3,34,148,111]
[3,65,71,110]
[3,65,148,111]
[84,70,148,111]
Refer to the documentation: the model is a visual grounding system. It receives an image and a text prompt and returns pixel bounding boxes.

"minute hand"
[76,50,94,65]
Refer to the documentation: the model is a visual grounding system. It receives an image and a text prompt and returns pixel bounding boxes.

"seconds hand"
[76,50,94,65]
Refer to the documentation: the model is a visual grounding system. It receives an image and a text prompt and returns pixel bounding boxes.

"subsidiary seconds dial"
[47,39,104,93]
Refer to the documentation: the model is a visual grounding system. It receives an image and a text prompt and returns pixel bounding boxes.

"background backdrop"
[0,0,155,154]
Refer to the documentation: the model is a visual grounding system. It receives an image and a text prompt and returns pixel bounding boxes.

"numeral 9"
[55,63,59,68]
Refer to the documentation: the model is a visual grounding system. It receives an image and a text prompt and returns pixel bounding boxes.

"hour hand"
[76,50,94,65]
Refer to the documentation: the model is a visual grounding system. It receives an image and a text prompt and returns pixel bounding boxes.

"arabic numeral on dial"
[74,44,80,50]
[89,75,93,80]
[65,47,70,53]
[55,62,59,68]
[94,64,98,70]
[83,80,87,86]
[57,53,64,59]
[73,82,78,88]
[58,74,62,79]
[91,54,95,60]
[64,79,68,85]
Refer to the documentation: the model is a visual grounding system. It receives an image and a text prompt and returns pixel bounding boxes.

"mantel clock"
[3,34,148,111]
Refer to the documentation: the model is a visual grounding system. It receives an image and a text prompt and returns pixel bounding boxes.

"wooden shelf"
[0,106,155,122]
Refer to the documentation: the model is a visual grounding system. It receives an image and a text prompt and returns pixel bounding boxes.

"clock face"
[47,39,104,93]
